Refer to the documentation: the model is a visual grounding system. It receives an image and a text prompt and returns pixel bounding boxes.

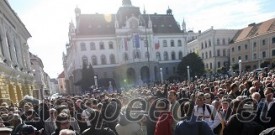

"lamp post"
[187,66,190,82]
[239,60,242,76]
[94,75,98,89]
[160,68,163,84]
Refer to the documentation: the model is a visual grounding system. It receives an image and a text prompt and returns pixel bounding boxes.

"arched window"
[218,61,221,68]
[222,38,226,45]
[205,52,208,59]
[164,51,168,60]
[171,51,176,60]
[217,49,220,56]
[90,42,96,50]
[101,55,107,65]
[80,42,86,51]
[208,40,211,47]
[91,55,97,65]
[178,51,183,59]
[209,51,212,58]
[100,42,104,50]
[202,53,204,59]
[124,53,128,61]
[110,54,116,64]
[217,39,220,45]
[223,49,226,56]
[82,55,88,65]
[156,52,161,61]
[171,40,175,47]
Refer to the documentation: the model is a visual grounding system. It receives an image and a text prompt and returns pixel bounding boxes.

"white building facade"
[186,27,238,73]
[63,0,187,94]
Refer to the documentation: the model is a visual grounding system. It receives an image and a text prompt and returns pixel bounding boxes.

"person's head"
[56,113,70,130]
[203,87,211,93]
[168,90,177,103]
[231,99,243,114]
[204,93,212,104]
[252,80,260,89]
[195,92,205,107]
[75,99,82,108]
[23,102,33,112]
[249,86,256,95]
[251,92,261,103]
[264,87,274,102]
[221,98,231,111]
[10,114,22,126]
[0,127,12,135]
[59,129,76,135]
[230,83,238,92]
[20,125,37,135]
[156,98,170,112]
[49,108,57,118]
[211,99,221,110]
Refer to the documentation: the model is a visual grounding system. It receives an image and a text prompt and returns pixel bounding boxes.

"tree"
[177,52,205,80]
[75,63,95,93]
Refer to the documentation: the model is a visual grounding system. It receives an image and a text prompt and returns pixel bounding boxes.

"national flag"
[133,33,140,48]
[154,37,160,50]
[124,38,128,51]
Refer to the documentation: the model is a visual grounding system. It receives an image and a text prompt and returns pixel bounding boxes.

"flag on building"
[123,38,128,51]
[154,37,160,50]
[133,33,140,48]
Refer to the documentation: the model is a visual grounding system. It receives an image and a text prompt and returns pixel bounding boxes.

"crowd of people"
[0,68,275,135]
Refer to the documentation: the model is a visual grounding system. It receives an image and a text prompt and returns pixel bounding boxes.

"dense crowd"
[1,68,275,135]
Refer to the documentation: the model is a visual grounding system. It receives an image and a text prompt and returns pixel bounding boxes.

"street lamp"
[187,66,190,82]
[94,75,98,89]
[160,68,163,84]
[239,60,242,76]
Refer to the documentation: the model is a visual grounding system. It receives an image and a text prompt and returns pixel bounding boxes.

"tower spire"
[122,0,132,6]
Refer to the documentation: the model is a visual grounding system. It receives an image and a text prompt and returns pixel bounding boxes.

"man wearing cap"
[20,125,37,135]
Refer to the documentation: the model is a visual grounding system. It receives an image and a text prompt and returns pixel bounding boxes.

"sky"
[7,0,275,78]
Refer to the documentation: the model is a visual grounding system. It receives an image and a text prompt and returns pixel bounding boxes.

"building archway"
[140,66,150,83]
[126,68,136,84]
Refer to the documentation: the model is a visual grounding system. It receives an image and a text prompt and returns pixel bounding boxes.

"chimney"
[248,23,256,27]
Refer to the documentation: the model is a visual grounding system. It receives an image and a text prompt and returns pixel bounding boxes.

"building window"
[205,41,207,48]
[217,62,221,68]
[272,37,275,43]
[232,47,234,52]
[245,55,248,61]
[223,49,226,56]
[90,42,96,50]
[178,51,183,59]
[109,41,114,49]
[217,39,220,45]
[201,43,204,49]
[156,52,161,61]
[209,51,212,58]
[100,42,104,50]
[171,40,175,47]
[222,38,226,45]
[253,42,257,48]
[217,49,220,56]
[165,67,169,75]
[209,40,211,47]
[272,50,275,56]
[92,55,97,65]
[262,39,266,45]
[124,53,128,61]
[82,56,88,65]
[202,53,204,59]
[163,40,167,47]
[164,51,168,60]
[205,52,208,59]
[238,56,241,60]
[262,51,266,58]
[110,54,116,64]
[253,53,257,60]
[245,44,248,49]
[210,63,212,69]
[238,46,241,51]
[101,55,107,65]
[133,50,140,59]
[232,58,235,63]
[80,42,86,51]
[171,51,176,60]
[178,40,182,47]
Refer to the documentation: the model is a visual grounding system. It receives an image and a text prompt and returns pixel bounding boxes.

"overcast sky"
[8,0,275,78]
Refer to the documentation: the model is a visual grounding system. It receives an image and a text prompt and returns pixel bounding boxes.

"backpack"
[259,127,275,135]
[241,121,265,135]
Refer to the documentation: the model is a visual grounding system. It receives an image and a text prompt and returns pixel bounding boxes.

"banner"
[154,37,160,50]
[133,33,140,48]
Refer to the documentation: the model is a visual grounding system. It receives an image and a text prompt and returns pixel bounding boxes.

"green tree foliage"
[177,52,205,79]
[78,63,95,92]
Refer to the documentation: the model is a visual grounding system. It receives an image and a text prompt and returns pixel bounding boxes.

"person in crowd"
[175,101,214,135]
[52,113,75,135]
[59,129,76,135]
[45,108,57,135]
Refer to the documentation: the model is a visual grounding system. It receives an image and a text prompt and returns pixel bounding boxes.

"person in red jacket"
[154,98,173,135]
